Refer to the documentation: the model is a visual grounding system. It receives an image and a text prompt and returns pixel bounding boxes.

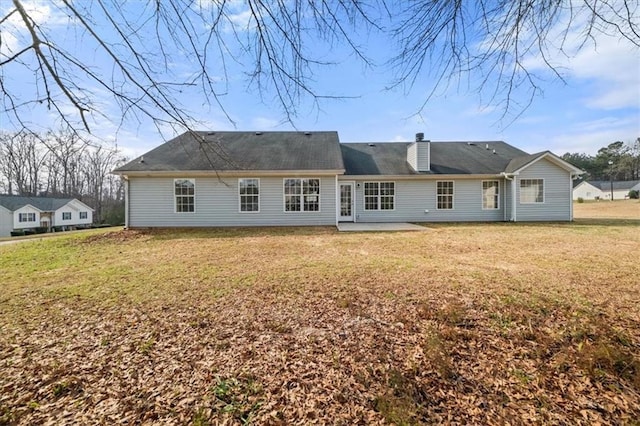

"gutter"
[112,169,346,178]
[123,177,130,229]
[500,172,517,222]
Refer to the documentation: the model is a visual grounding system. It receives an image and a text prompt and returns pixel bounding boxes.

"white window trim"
[79,211,88,219]
[481,180,500,210]
[62,212,72,220]
[436,181,455,210]
[363,181,396,211]
[283,178,322,213]
[174,178,196,213]
[18,212,36,223]
[238,178,260,213]
[520,178,545,204]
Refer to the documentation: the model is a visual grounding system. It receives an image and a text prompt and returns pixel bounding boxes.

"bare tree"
[0,129,127,223]
[390,1,639,117]
[0,132,48,195]
[1,0,638,135]
[42,131,88,197]
[80,145,126,222]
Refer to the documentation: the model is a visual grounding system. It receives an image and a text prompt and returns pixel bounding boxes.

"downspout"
[570,173,580,221]
[124,177,130,229]
[500,172,517,222]
[335,175,339,228]
[569,174,573,221]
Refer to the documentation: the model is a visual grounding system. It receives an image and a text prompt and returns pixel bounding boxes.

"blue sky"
[1,1,638,160]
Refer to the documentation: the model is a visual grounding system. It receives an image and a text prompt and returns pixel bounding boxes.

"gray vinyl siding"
[516,159,572,221]
[407,144,417,171]
[0,206,12,237]
[407,142,430,172]
[416,142,430,172]
[349,178,505,222]
[504,179,514,221]
[128,176,336,227]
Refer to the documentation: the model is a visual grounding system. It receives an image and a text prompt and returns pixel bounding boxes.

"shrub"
[577,197,584,203]
[629,190,639,199]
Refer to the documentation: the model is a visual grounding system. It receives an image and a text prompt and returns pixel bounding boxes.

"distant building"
[573,180,640,200]
[0,195,94,237]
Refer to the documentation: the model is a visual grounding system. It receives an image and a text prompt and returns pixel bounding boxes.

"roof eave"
[113,169,346,177]
[341,173,504,180]
[510,151,585,175]
[17,203,45,213]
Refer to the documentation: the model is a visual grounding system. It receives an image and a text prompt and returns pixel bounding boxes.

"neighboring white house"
[0,195,94,237]
[573,180,640,200]
[112,131,584,228]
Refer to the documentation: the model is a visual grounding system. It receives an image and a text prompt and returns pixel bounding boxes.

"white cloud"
[462,105,498,117]
[391,134,410,142]
[550,115,640,154]
[0,0,71,56]
[251,116,280,129]
[520,5,640,111]
[227,9,253,31]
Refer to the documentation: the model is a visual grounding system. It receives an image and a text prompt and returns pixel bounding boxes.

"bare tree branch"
[0,0,637,139]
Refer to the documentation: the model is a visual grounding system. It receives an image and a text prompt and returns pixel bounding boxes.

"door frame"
[338,181,355,222]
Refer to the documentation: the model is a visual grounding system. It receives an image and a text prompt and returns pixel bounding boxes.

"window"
[284,178,320,212]
[520,179,544,203]
[18,213,36,222]
[175,179,195,212]
[437,181,454,209]
[482,181,499,209]
[364,182,395,210]
[79,211,88,219]
[239,179,260,212]
[62,212,72,220]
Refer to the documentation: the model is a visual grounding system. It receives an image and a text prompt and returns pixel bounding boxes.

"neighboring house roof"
[0,195,77,212]
[114,131,345,173]
[341,141,531,175]
[583,180,640,191]
[573,179,591,189]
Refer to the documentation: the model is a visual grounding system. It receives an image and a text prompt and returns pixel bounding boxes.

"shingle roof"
[0,195,75,212]
[431,142,529,174]
[340,143,418,175]
[504,152,546,173]
[341,141,529,175]
[114,131,345,173]
[584,180,640,191]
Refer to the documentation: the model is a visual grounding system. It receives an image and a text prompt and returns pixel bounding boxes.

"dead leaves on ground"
[2,292,639,425]
[1,226,639,424]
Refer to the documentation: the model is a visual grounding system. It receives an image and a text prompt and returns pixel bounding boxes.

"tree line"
[0,131,128,225]
[562,139,640,182]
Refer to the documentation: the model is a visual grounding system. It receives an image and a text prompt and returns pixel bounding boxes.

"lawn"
[1,211,639,424]
[574,199,640,220]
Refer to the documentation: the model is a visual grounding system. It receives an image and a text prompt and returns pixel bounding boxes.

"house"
[573,180,640,200]
[0,195,94,237]
[112,131,583,228]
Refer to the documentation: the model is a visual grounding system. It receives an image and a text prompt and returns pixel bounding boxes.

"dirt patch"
[81,229,151,245]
